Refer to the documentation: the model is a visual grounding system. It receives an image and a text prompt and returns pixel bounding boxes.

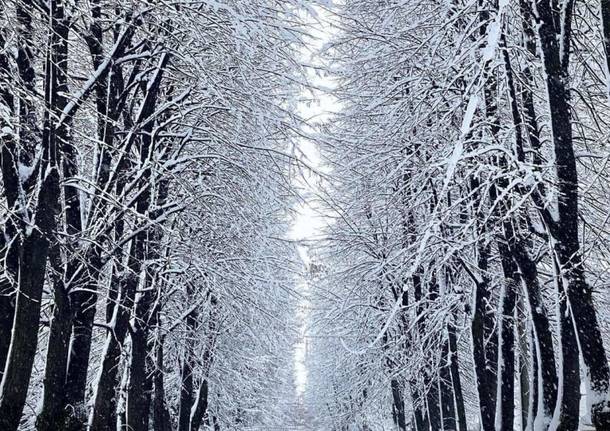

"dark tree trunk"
[502,17,577,429]
[382,264,407,431]
[477,7,502,423]
[495,245,517,431]
[529,328,539,431]
[532,1,610,427]
[411,385,428,431]
[517,298,530,431]
[126,328,154,431]
[153,337,172,431]
[127,167,172,431]
[0,225,57,431]
[439,340,456,431]
[422,274,443,431]
[399,208,428,431]
[179,294,199,431]
[390,379,407,431]
[0,234,15,384]
[0,1,64,428]
[0,0,42,381]
[511,242,558,427]
[36,246,72,431]
[412,411,427,431]
[412,272,430,431]
[191,379,210,431]
[126,265,157,431]
[190,295,218,431]
[471,236,496,431]
[426,378,442,431]
[555,260,580,431]
[39,32,87,426]
[63,259,103,425]
[89,248,140,431]
[448,321,466,431]
[178,344,196,431]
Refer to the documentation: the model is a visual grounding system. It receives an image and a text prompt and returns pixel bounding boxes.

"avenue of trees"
[0,1,307,429]
[306,0,610,430]
[5,1,610,430]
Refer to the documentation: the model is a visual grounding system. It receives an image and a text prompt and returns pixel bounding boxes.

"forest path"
[288,2,338,428]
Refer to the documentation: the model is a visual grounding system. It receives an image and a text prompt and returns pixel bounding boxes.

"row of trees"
[0,1,306,430]
[307,0,610,430]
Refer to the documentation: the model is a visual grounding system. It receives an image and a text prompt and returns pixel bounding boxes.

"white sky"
[290,3,339,402]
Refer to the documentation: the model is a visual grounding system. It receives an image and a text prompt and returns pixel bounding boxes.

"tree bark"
[424,276,442,431]
[126,326,154,431]
[528,328,540,431]
[188,303,219,431]
[89,265,139,431]
[471,231,496,431]
[440,339,457,431]
[412,271,430,431]
[390,379,407,431]
[153,336,172,431]
[426,377,442,431]
[0,1,64,428]
[517,297,530,431]
[448,321,467,431]
[532,1,610,427]
[36,245,72,431]
[191,379,210,431]
[554,259,580,431]
[511,242,558,428]
[178,345,196,431]
[495,247,517,431]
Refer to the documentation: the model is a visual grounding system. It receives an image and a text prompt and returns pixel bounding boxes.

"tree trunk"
[554,259,580,431]
[39,40,87,427]
[471,235,496,431]
[390,379,407,431]
[178,343,196,431]
[63,260,103,425]
[89,248,140,431]
[532,1,610,426]
[412,272,430,431]
[187,295,218,431]
[440,339,457,431]
[126,328,154,431]
[517,297,530,431]
[0,228,56,431]
[191,379,211,431]
[37,246,72,431]
[502,16,579,428]
[0,1,64,428]
[426,377,442,431]
[511,242,558,428]
[528,328,539,431]
[495,245,517,431]
[423,275,443,431]
[448,321,466,431]
[126,260,157,431]
[153,336,172,431]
